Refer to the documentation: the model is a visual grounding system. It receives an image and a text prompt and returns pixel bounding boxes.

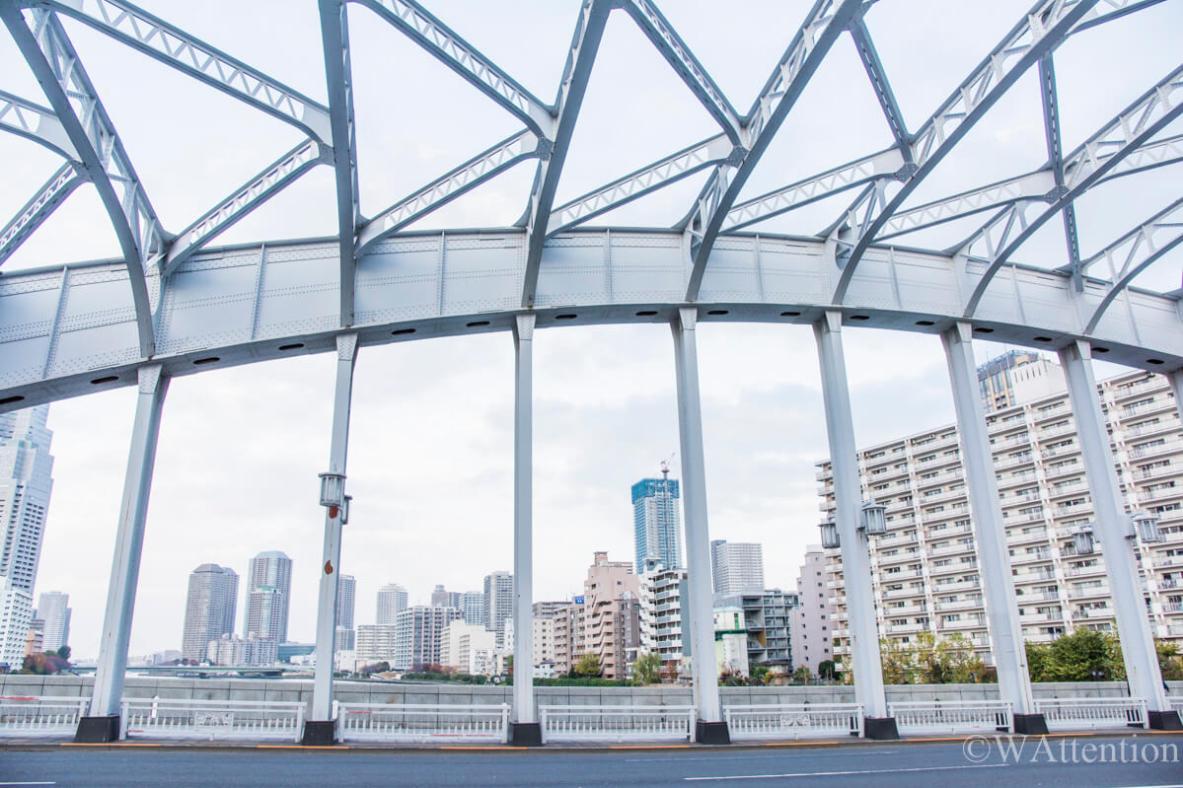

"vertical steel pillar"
[942,323,1043,733]
[670,307,728,744]
[304,333,359,744]
[509,314,541,745]
[1059,341,1177,728]
[77,364,168,743]
[813,311,895,738]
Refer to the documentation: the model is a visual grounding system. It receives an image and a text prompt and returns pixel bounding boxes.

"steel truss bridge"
[0,0,1181,744]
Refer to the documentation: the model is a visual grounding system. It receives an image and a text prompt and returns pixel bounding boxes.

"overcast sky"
[1,1,1179,659]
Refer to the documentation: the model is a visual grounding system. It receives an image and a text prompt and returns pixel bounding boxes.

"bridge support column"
[509,314,541,746]
[942,324,1043,734]
[77,364,168,743]
[1059,341,1179,730]
[813,311,895,739]
[304,333,359,745]
[671,307,728,744]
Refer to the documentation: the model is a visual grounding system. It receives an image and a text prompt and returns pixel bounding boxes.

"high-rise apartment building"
[639,558,690,672]
[710,540,765,594]
[0,406,53,668]
[356,624,398,664]
[533,600,578,674]
[977,350,1059,412]
[632,475,682,573]
[35,591,70,654]
[206,633,277,666]
[431,584,462,608]
[483,571,514,646]
[715,589,795,668]
[336,574,356,652]
[376,583,408,624]
[181,563,239,662]
[244,551,292,642]
[440,620,496,674]
[393,605,462,671]
[460,591,485,626]
[789,546,832,674]
[817,362,1183,674]
[582,551,641,680]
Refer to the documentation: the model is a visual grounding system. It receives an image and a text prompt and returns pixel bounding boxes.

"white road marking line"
[0,782,57,786]
[685,763,1007,781]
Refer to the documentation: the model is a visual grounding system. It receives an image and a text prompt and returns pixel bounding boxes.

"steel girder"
[963,63,1183,317]
[28,0,333,145]
[0,163,83,266]
[828,0,1100,304]
[2,4,165,356]
[1037,55,1084,286]
[683,0,864,302]
[0,88,77,159]
[1083,196,1183,334]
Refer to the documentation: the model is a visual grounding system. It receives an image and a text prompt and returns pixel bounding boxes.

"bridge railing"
[334,702,509,743]
[1034,697,1147,730]
[724,703,863,739]
[1171,696,1183,714]
[888,700,1013,735]
[120,697,304,742]
[0,695,89,736]
[539,704,695,744]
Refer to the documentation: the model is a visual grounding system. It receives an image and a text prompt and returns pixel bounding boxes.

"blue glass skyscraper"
[631,474,683,573]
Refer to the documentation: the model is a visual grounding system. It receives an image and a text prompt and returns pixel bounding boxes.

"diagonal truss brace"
[619,0,744,145]
[1037,55,1084,287]
[164,139,328,276]
[684,0,865,301]
[352,0,553,137]
[549,133,735,236]
[0,88,78,159]
[1084,196,1183,333]
[3,5,165,356]
[318,0,360,328]
[34,0,333,144]
[849,18,910,153]
[357,129,545,255]
[0,163,83,266]
[829,0,1100,304]
[521,0,613,308]
[963,63,1183,317]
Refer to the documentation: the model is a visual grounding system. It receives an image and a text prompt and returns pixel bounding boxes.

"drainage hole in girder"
[635,310,659,317]
[0,396,25,405]
[1034,336,1053,342]
[1147,358,1164,365]
[849,314,870,321]
[193,357,220,366]
[915,320,935,327]
[391,328,416,336]
[1093,346,1110,353]
[555,314,577,321]
[466,320,491,328]
[90,376,119,385]
[707,309,729,316]
[973,326,994,334]
[278,343,305,352]
[780,311,802,317]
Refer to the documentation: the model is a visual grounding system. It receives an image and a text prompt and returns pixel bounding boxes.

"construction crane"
[660,452,676,479]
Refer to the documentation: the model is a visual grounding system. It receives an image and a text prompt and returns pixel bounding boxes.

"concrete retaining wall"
[3,675,1179,713]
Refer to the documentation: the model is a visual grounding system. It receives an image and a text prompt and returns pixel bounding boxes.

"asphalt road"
[2,736,1182,787]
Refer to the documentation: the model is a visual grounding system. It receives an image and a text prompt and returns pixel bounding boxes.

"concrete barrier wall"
[3,675,1179,713]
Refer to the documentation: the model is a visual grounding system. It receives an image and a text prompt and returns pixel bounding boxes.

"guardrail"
[539,705,695,743]
[1034,697,1147,730]
[1171,696,1183,714]
[120,697,304,741]
[0,695,89,736]
[725,703,863,739]
[888,700,1012,734]
[335,702,509,743]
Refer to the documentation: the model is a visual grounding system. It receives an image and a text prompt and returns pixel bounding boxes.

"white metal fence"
[539,705,695,743]
[0,695,89,736]
[889,700,1013,735]
[1034,697,1147,730]
[1170,696,1183,714]
[725,703,863,739]
[335,702,509,743]
[120,697,305,741]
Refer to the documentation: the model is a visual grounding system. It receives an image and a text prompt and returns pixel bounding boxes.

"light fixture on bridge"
[318,472,345,510]
[341,494,353,525]
[819,519,840,550]
[859,499,887,536]
[1072,524,1097,555]
[1129,510,1163,544]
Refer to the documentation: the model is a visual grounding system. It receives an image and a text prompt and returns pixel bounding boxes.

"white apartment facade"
[817,367,1183,672]
[710,540,765,594]
[789,546,833,674]
[440,620,496,674]
[639,561,689,672]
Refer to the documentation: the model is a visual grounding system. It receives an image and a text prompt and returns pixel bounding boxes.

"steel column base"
[864,716,899,740]
[75,715,120,743]
[508,722,542,746]
[301,720,337,745]
[1148,710,1183,730]
[1012,713,1048,735]
[695,720,731,745]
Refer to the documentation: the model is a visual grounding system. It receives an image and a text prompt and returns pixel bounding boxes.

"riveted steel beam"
[0,163,83,266]
[0,88,78,159]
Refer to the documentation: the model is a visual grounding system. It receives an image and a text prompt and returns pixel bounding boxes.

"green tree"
[1030,629,1125,681]
[791,665,812,684]
[750,664,771,686]
[55,645,71,661]
[880,638,917,684]
[1156,640,1183,681]
[632,652,662,685]
[574,652,602,678]
[817,660,837,681]
[1025,641,1051,682]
